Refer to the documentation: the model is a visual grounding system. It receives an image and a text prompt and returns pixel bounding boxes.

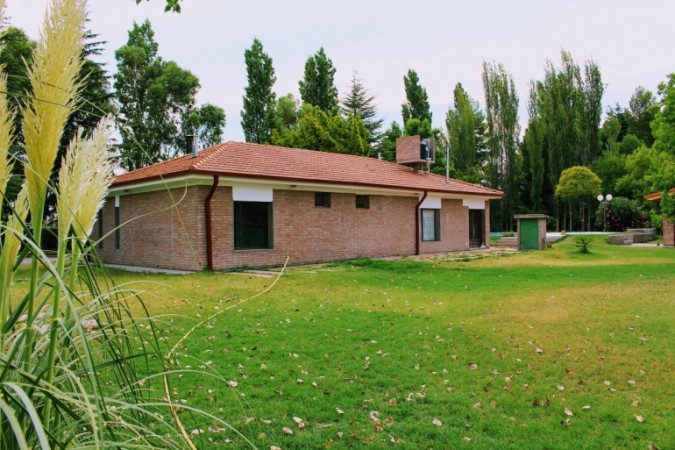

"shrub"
[575,236,593,253]
[596,196,649,231]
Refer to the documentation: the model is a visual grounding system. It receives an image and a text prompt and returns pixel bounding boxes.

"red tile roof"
[112,142,504,198]
[644,187,675,202]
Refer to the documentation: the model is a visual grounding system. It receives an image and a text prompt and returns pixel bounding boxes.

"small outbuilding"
[514,214,548,250]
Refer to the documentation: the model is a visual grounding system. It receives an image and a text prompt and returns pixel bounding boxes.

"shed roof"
[644,187,675,202]
[112,141,504,198]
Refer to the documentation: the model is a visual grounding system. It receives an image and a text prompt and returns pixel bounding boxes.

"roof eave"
[110,169,505,199]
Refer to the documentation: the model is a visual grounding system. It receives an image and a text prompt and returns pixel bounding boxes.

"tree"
[241,37,276,144]
[528,50,604,228]
[627,86,656,146]
[341,72,383,147]
[403,118,433,138]
[615,146,675,197]
[114,20,204,170]
[555,165,602,231]
[299,47,338,113]
[182,103,226,148]
[0,25,114,217]
[134,0,182,12]
[0,26,33,217]
[482,61,520,230]
[377,121,402,162]
[446,83,485,181]
[0,26,33,146]
[401,69,431,125]
[591,149,627,195]
[651,73,675,156]
[274,93,300,132]
[271,104,369,156]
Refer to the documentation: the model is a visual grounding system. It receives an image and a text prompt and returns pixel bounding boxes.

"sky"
[6,0,675,142]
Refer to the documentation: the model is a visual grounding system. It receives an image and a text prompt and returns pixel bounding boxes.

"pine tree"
[241,37,277,143]
[341,72,383,146]
[299,47,338,113]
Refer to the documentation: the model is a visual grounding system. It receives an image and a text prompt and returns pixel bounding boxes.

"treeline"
[240,39,674,232]
[0,19,225,220]
[2,17,673,231]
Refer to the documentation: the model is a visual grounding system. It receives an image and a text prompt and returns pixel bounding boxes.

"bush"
[575,236,593,253]
[596,196,649,231]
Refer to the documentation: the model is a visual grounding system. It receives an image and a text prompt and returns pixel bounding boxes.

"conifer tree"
[341,72,383,146]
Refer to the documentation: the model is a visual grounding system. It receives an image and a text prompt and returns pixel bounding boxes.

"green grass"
[30,239,674,449]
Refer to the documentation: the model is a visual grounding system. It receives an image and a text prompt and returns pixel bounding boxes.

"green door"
[520,219,539,249]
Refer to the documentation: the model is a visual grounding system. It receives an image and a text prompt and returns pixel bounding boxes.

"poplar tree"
[401,69,431,125]
[482,61,520,230]
[241,37,277,143]
[299,47,338,113]
[445,83,484,180]
[526,50,604,227]
[341,72,383,146]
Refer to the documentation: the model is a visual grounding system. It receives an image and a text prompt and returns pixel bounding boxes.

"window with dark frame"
[114,202,120,250]
[234,201,273,250]
[421,208,441,241]
[315,192,331,208]
[355,195,370,209]
[97,210,103,249]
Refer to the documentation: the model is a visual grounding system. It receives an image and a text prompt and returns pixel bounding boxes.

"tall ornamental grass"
[0,0,241,448]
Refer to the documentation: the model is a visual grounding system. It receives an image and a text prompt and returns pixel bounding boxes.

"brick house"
[93,138,504,271]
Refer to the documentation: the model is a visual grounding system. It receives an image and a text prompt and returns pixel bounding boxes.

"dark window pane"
[315,192,331,208]
[355,195,370,209]
[114,205,120,250]
[97,210,103,249]
[234,201,273,249]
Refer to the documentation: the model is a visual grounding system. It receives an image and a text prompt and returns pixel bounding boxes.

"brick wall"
[94,186,489,271]
[94,187,208,270]
[419,199,470,253]
[211,189,418,270]
[664,219,674,246]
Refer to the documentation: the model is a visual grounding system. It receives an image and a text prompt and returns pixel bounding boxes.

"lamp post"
[597,194,613,231]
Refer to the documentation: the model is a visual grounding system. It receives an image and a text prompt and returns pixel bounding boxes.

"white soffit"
[420,196,442,209]
[232,185,273,202]
[463,199,485,209]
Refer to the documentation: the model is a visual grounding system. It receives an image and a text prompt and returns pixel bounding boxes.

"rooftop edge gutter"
[415,191,428,255]
[205,175,219,271]
[111,170,505,199]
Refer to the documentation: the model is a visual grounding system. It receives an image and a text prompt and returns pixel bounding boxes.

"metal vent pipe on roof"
[186,134,198,158]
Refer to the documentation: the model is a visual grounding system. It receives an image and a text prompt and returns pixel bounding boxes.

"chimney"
[395,135,435,167]
[186,134,198,158]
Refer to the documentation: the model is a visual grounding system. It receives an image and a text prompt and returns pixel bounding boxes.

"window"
[114,200,120,251]
[315,192,331,208]
[421,209,440,241]
[97,210,103,249]
[234,201,273,249]
[355,195,370,209]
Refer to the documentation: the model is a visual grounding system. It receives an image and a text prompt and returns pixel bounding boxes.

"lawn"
[68,238,675,448]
